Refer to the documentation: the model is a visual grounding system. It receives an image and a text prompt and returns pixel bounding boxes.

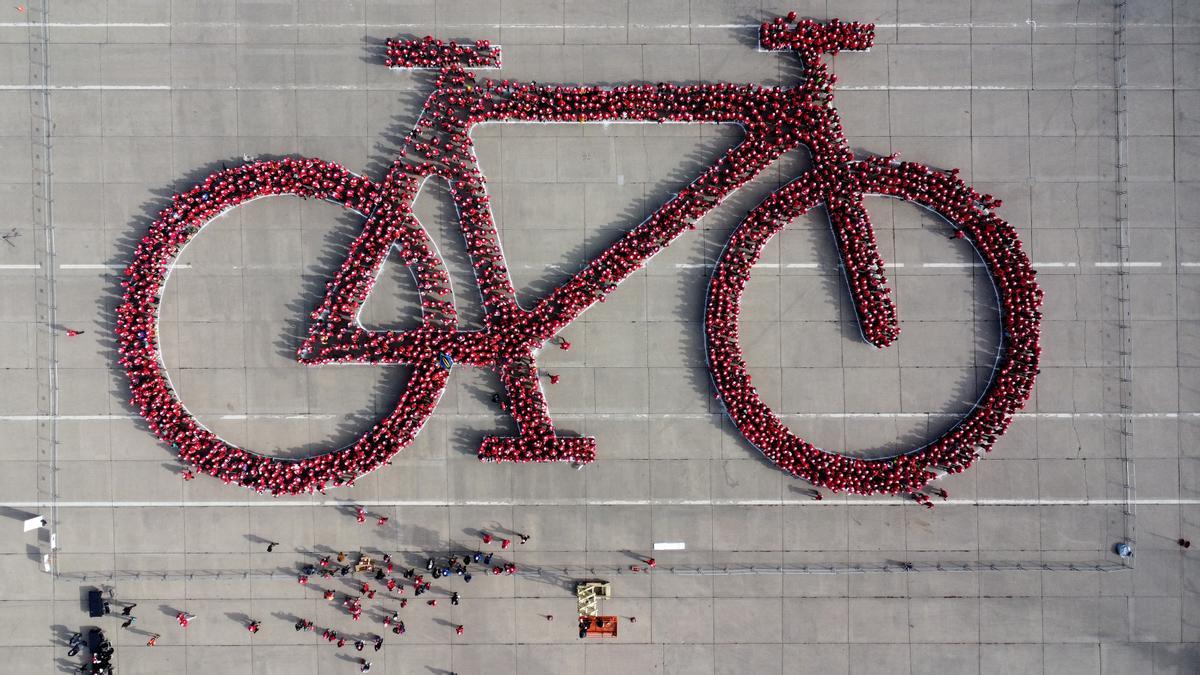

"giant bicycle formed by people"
[117,16,1042,496]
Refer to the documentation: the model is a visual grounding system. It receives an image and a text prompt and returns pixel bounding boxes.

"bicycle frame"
[297,20,893,464]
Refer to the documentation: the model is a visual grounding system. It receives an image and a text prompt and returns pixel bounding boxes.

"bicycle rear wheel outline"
[705,157,1042,495]
[117,159,455,494]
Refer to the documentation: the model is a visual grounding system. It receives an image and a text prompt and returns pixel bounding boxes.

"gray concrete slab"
[0,0,1196,673]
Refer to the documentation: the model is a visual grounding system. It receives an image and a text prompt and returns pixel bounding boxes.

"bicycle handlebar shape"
[384,36,501,69]
[759,16,875,55]
[117,15,1041,496]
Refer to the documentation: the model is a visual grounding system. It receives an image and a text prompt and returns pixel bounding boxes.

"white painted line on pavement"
[2,83,1193,92]
[838,85,1180,91]
[0,498,1195,508]
[0,20,1181,29]
[60,263,191,270]
[0,85,173,91]
[0,411,1195,422]
[654,542,687,550]
[0,260,1135,274]
[0,261,1160,273]
[1095,261,1163,268]
[0,22,172,27]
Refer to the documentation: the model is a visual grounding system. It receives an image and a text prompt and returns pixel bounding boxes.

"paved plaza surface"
[0,0,1197,673]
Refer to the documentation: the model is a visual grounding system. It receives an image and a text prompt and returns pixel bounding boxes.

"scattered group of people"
[288,527,524,658]
[356,506,389,525]
[66,596,140,673]
[67,630,114,674]
[116,15,1039,497]
[72,522,526,672]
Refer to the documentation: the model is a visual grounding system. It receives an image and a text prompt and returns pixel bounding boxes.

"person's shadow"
[158,604,185,620]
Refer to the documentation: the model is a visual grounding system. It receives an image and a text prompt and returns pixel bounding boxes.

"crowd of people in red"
[384,35,501,69]
[116,15,1040,497]
[704,18,1043,496]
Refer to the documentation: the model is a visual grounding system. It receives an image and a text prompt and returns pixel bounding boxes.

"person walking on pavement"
[121,603,137,616]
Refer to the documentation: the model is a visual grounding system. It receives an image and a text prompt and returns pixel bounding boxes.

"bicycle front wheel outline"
[117,158,454,495]
[704,157,1042,495]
